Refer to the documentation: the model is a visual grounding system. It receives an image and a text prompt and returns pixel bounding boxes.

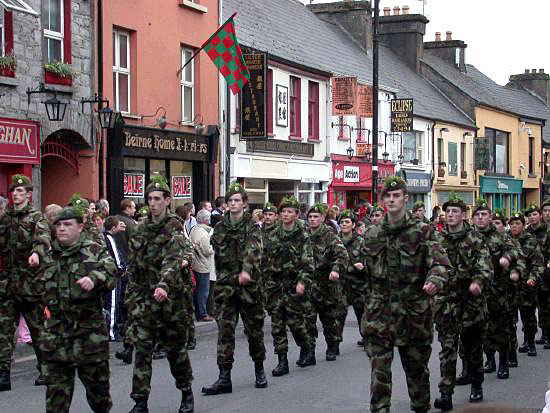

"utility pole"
[371,0,380,203]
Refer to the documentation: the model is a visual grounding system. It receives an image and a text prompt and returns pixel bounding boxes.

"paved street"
[0,318,547,412]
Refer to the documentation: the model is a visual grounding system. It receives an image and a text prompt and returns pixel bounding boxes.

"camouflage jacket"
[527,222,550,290]
[307,223,349,280]
[361,213,450,346]
[84,221,106,246]
[0,204,51,298]
[436,221,493,329]
[514,231,543,304]
[341,232,367,285]
[39,235,116,363]
[260,222,279,279]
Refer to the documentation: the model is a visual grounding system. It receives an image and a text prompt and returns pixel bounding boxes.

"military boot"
[178,389,194,413]
[455,359,472,386]
[129,398,149,413]
[544,329,550,349]
[356,338,364,346]
[483,351,496,373]
[508,349,518,368]
[254,361,268,388]
[528,335,537,356]
[497,352,509,379]
[34,373,46,386]
[536,329,545,345]
[298,347,316,367]
[115,344,133,365]
[326,345,338,362]
[433,393,453,411]
[296,346,311,367]
[0,370,11,392]
[272,353,289,377]
[186,337,196,351]
[469,384,483,403]
[518,334,529,353]
[201,367,232,395]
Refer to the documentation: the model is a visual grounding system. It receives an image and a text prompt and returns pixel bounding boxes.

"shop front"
[107,124,218,213]
[479,175,523,214]
[404,170,432,212]
[328,155,395,209]
[0,118,40,200]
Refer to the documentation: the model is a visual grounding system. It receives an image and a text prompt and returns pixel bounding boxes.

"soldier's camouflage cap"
[412,201,425,212]
[68,193,90,209]
[492,208,507,223]
[263,202,278,213]
[472,197,491,215]
[53,205,85,225]
[508,210,525,225]
[145,174,171,197]
[307,203,326,216]
[9,174,32,192]
[338,209,357,224]
[442,192,467,212]
[525,202,540,216]
[225,181,247,203]
[279,195,298,211]
[541,197,550,209]
[370,203,385,215]
[381,176,407,197]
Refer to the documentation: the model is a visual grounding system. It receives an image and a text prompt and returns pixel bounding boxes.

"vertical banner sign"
[171,175,192,199]
[332,77,357,116]
[241,53,267,138]
[123,173,145,197]
[356,84,373,117]
[390,99,414,132]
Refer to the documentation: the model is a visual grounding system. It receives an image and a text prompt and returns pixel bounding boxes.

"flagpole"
[176,12,238,76]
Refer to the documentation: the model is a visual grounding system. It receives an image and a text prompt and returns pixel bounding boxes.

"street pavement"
[0,317,547,412]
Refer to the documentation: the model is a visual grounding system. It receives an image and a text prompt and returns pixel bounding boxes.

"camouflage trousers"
[213,287,266,368]
[509,294,519,351]
[266,290,311,354]
[305,283,341,348]
[130,323,193,400]
[437,323,485,395]
[336,278,365,343]
[0,295,43,373]
[537,288,550,331]
[366,341,431,413]
[484,300,512,355]
[44,360,111,413]
[519,304,538,337]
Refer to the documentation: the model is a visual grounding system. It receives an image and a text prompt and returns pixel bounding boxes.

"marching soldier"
[306,203,349,361]
[260,202,279,305]
[369,204,385,226]
[41,205,116,413]
[68,193,105,246]
[202,182,267,395]
[0,174,51,390]
[126,175,195,413]
[362,176,449,413]
[263,195,315,376]
[412,201,430,224]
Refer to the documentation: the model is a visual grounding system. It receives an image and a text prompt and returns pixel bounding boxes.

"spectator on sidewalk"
[210,196,226,227]
[183,202,197,235]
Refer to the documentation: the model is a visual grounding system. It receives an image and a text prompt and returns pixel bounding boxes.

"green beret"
[472,197,490,215]
[136,206,149,218]
[508,211,525,225]
[307,203,326,216]
[338,209,356,223]
[381,176,407,197]
[442,192,467,212]
[9,174,32,192]
[263,202,278,213]
[225,181,247,203]
[279,195,298,211]
[68,193,90,209]
[145,174,170,197]
[492,208,507,223]
[542,197,550,209]
[371,203,385,215]
[53,206,84,225]
[525,202,540,216]
[412,201,425,212]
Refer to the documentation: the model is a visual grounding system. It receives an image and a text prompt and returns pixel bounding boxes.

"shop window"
[113,29,130,113]
[334,191,346,209]
[289,76,301,139]
[267,69,273,134]
[181,47,194,123]
[448,142,457,176]
[298,182,311,205]
[244,179,266,190]
[403,131,423,164]
[485,128,509,174]
[308,81,319,141]
[529,136,534,175]
[170,160,193,209]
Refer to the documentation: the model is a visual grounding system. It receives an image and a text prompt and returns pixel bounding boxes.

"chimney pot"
[402,5,409,14]
[540,69,545,73]
[383,7,391,16]
[393,6,400,15]
[525,69,530,74]
[446,31,452,41]
[435,32,441,41]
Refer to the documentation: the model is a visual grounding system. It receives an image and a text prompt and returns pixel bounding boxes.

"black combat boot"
[356,338,364,346]
[483,351,496,373]
[528,334,537,356]
[469,384,483,403]
[326,345,338,361]
[536,329,545,345]
[301,349,316,367]
[455,359,472,386]
[433,393,453,411]
[201,367,232,395]
[34,373,46,386]
[254,361,268,388]
[296,346,311,367]
[518,334,529,353]
[508,349,518,367]
[178,389,194,413]
[272,353,289,377]
[186,337,196,351]
[497,352,509,379]
[115,344,134,365]
[0,370,11,392]
[334,343,340,356]
[129,398,149,413]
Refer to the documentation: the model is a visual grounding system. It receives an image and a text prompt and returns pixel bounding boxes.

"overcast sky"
[299,0,548,85]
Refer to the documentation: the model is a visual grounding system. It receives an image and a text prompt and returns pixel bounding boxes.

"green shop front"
[479,175,522,213]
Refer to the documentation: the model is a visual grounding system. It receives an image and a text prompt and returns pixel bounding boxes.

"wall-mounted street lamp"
[26,83,68,122]
[81,94,117,129]
[331,121,354,159]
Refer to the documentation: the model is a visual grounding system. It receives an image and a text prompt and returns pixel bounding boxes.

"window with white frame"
[181,48,194,123]
[402,131,423,164]
[113,29,130,113]
[43,0,63,63]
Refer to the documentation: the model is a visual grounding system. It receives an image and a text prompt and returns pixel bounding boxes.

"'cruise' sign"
[0,118,40,164]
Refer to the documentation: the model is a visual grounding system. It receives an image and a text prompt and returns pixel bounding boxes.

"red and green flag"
[204,14,250,95]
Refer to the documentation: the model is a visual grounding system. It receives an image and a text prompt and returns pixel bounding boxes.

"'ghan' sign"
[390,99,413,132]
[0,118,40,164]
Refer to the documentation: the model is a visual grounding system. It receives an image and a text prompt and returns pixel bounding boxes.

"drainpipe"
[225,84,231,190]
[98,0,104,197]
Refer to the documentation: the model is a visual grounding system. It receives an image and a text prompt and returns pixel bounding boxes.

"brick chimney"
[378,9,429,73]
[307,1,372,53]
[508,68,550,106]
[424,31,467,72]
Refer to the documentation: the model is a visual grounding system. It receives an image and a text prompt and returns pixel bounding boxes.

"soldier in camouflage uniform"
[263,195,315,376]
[513,209,544,358]
[542,197,550,225]
[40,205,116,413]
[259,202,278,306]
[335,209,367,347]
[202,182,267,395]
[525,202,550,349]
[0,174,51,390]
[433,193,492,411]
[471,199,522,380]
[361,176,450,413]
[306,203,349,361]
[126,175,195,413]
[369,203,385,226]
[412,201,430,224]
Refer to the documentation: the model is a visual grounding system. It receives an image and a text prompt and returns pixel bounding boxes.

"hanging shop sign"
[390,98,413,132]
[123,173,145,198]
[0,118,40,164]
[246,139,314,157]
[332,77,357,116]
[356,142,372,157]
[356,84,373,118]
[171,175,192,199]
[241,53,267,138]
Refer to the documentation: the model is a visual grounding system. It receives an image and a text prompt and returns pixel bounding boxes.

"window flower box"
[44,61,74,85]
[0,53,16,78]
